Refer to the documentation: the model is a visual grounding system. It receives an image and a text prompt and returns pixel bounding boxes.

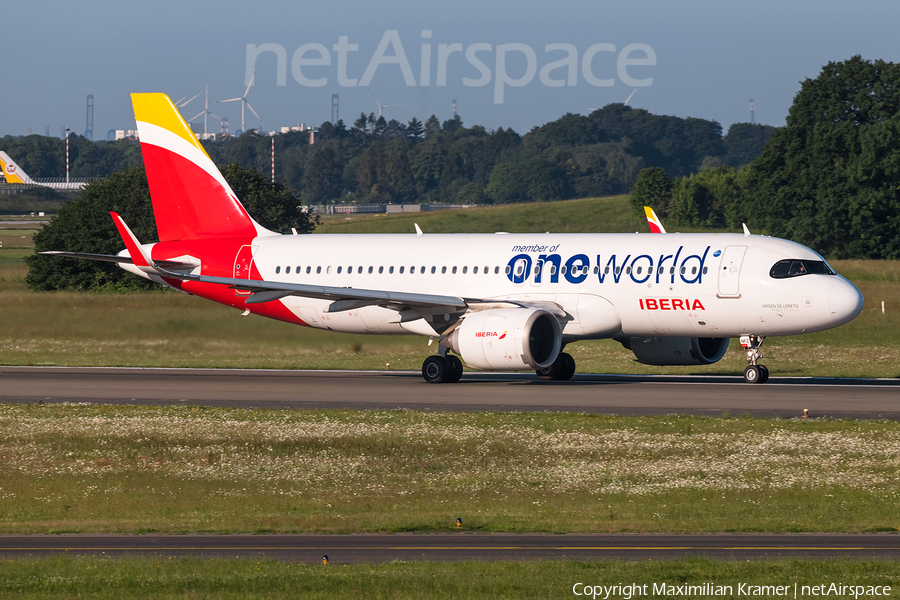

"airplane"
[0,151,87,191]
[43,93,865,385]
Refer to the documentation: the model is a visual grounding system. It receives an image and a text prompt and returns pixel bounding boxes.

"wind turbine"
[175,92,202,109]
[218,72,263,133]
[367,87,405,118]
[588,88,638,113]
[188,84,220,136]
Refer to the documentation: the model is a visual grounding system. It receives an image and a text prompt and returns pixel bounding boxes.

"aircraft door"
[233,245,258,296]
[717,245,747,298]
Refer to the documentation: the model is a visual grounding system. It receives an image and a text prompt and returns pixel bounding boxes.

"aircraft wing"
[163,268,469,312]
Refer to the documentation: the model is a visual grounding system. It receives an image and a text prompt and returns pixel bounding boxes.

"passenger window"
[285,266,291,274]
[316,266,322,274]
[296,266,301,273]
[605,267,610,274]
[442,266,447,274]
[399,266,405,274]
[337,266,342,274]
[452,266,457,274]
[680,267,685,274]
[462,266,467,274]
[327,266,332,274]
[582,266,589,275]
[306,266,312,274]
[504,266,511,275]
[473,266,478,274]
[432,266,437,274]
[561,266,568,275]
[670,267,675,274]
[275,266,281,274]
[389,266,394,274]
[368,266,373,274]
[691,266,697,275]
[658,267,663,274]
[615,267,620,275]
[495,266,500,274]
[593,266,599,274]
[636,266,642,275]
[626,267,632,274]
[550,265,557,275]
[516,264,523,276]
[378,266,384,274]
[534,264,541,275]
[703,267,708,275]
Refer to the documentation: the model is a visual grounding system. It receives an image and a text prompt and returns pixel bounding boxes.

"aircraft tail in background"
[130,93,272,242]
[0,150,88,190]
[644,206,667,234]
[0,151,35,184]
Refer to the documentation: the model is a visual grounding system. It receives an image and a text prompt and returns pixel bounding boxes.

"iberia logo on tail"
[499,330,507,340]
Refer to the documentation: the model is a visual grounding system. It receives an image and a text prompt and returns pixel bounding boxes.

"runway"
[1,366,898,418]
[2,533,900,562]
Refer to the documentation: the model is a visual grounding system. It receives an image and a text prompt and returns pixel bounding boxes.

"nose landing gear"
[740,335,769,384]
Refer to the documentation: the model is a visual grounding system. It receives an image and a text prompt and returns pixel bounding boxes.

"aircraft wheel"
[537,352,576,381]
[445,355,463,383]
[557,352,576,381]
[422,356,449,384]
[758,365,769,383]
[744,365,762,384]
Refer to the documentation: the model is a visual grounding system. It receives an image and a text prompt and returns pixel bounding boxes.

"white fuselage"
[229,232,863,340]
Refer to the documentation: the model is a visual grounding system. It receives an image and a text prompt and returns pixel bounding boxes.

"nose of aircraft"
[829,278,864,325]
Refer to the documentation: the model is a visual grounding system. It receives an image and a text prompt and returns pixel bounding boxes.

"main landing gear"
[740,335,769,384]
[536,352,576,381]
[422,353,463,384]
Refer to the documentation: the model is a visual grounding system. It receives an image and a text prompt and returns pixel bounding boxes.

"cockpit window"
[769,259,835,279]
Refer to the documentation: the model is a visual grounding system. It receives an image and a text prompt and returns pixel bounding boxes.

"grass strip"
[0,556,898,599]
[2,405,900,534]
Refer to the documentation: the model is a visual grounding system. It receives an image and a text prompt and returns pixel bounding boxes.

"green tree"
[26,167,157,291]
[629,167,672,217]
[26,164,316,291]
[742,55,900,258]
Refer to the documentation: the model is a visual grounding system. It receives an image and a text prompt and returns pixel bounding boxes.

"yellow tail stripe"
[130,93,212,161]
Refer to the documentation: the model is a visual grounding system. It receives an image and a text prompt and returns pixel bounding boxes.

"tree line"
[630,56,900,260]
[2,105,771,206]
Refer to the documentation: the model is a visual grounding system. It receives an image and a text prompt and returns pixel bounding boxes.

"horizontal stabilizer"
[40,251,197,270]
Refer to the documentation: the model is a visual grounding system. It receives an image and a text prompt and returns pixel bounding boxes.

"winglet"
[110,211,153,268]
[415,223,423,236]
[742,223,751,236]
[644,206,667,234]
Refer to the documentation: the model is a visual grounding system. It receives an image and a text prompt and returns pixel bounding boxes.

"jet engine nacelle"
[620,336,729,366]
[448,308,562,371]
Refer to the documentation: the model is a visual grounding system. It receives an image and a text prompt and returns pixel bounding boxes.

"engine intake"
[448,308,561,371]
[620,336,729,366]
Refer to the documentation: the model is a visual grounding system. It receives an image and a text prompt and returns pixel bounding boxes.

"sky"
[2,0,898,139]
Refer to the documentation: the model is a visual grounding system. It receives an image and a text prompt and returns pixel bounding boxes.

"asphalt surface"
[1,366,898,418]
[1,533,900,562]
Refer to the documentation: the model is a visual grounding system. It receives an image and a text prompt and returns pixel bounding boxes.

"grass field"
[2,404,900,535]
[1,556,897,599]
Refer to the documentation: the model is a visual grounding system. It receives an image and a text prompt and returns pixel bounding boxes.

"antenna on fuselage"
[415,223,423,236]
[742,223,751,236]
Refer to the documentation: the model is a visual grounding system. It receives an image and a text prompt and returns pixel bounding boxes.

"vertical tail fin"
[0,151,35,184]
[643,206,667,234]
[131,93,271,242]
